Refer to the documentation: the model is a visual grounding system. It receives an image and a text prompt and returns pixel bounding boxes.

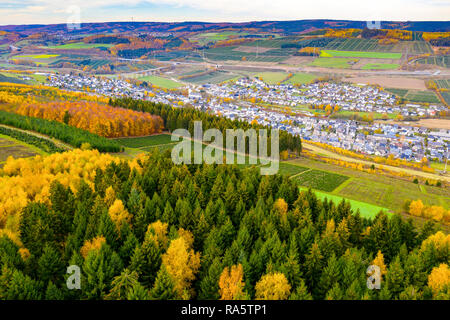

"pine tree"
[150,265,177,300]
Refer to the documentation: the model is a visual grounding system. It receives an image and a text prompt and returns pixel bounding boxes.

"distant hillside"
[0,20,448,35]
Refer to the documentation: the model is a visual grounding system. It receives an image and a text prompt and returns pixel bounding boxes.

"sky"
[0,0,449,25]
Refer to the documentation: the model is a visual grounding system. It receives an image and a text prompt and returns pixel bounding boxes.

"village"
[48,73,450,164]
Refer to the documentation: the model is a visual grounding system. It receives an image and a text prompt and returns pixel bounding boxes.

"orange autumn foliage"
[15,101,164,138]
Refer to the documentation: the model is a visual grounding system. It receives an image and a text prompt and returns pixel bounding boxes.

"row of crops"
[418,56,450,68]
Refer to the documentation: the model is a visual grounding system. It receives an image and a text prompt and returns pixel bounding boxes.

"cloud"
[0,0,448,25]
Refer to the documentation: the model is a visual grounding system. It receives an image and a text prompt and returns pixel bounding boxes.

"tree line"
[0,110,121,153]
[0,126,64,154]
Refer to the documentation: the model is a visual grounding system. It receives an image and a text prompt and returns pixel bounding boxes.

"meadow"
[361,63,400,70]
[44,42,114,49]
[283,72,317,85]
[138,75,183,89]
[321,50,402,59]
[255,72,288,84]
[309,57,356,69]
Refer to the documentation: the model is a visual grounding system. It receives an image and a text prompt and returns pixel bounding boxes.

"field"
[361,63,400,70]
[44,42,114,49]
[404,90,440,103]
[114,134,174,148]
[0,134,43,166]
[346,76,426,90]
[323,38,432,54]
[434,79,450,89]
[287,157,450,212]
[292,169,349,192]
[418,55,450,68]
[278,162,309,176]
[255,72,288,84]
[321,50,402,59]
[299,187,391,219]
[385,88,409,97]
[309,57,356,69]
[138,75,182,89]
[183,71,237,84]
[283,72,317,85]
[204,46,287,62]
[14,54,60,59]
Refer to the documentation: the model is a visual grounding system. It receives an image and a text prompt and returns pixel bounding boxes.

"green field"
[278,162,309,176]
[361,63,400,70]
[184,71,237,84]
[293,169,349,192]
[321,50,402,59]
[283,73,317,85]
[114,134,174,148]
[404,90,440,104]
[138,75,183,89]
[44,42,113,49]
[299,187,390,219]
[255,72,288,84]
[385,88,409,97]
[309,57,356,69]
[287,158,450,212]
[324,38,432,54]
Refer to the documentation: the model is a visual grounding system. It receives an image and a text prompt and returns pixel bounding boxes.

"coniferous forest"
[1,148,448,300]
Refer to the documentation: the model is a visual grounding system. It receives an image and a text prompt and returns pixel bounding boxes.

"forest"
[0,148,448,300]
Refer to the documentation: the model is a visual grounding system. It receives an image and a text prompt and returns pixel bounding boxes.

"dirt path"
[303,141,450,182]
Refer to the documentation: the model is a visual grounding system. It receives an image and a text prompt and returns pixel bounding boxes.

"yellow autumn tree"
[108,199,132,231]
[219,264,246,300]
[372,250,387,277]
[80,236,106,258]
[255,273,291,300]
[428,264,450,295]
[162,237,201,299]
[146,220,169,249]
[409,199,424,217]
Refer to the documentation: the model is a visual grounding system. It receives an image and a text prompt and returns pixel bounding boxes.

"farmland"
[138,75,183,89]
[309,57,356,69]
[287,157,450,212]
[114,134,174,148]
[292,168,349,192]
[255,72,288,84]
[361,63,400,70]
[323,38,432,54]
[283,72,317,85]
[44,42,114,49]
[418,55,450,68]
[404,90,440,103]
[183,70,237,84]
[321,50,402,59]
